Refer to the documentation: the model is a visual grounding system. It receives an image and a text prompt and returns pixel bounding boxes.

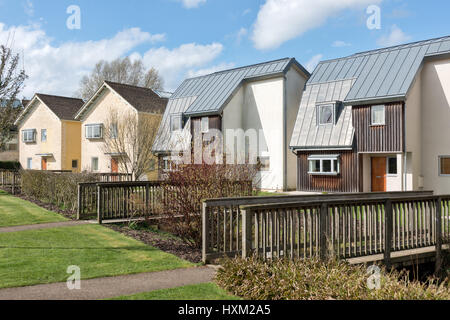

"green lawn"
[0,224,193,289]
[109,282,240,300]
[0,190,67,227]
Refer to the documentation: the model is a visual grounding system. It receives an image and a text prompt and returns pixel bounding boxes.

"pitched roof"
[154,90,173,99]
[308,35,450,104]
[290,35,450,150]
[104,81,168,114]
[152,58,309,153]
[35,94,84,120]
[171,58,308,117]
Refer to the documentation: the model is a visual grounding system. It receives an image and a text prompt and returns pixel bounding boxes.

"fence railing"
[201,191,438,263]
[0,170,21,194]
[78,180,253,223]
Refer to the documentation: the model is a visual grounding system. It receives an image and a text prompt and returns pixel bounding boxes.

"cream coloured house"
[14,94,84,171]
[152,58,310,191]
[74,81,168,179]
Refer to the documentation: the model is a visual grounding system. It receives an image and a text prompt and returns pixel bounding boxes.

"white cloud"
[187,62,235,78]
[377,25,411,47]
[332,40,351,48]
[180,0,206,9]
[252,0,382,50]
[0,23,166,98]
[141,42,224,90]
[236,28,248,44]
[305,54,323,73]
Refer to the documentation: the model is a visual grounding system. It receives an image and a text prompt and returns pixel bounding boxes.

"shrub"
[0,161,20,170]
[20,170,99,212]
[160,164,256,248]
[215,256,450,300]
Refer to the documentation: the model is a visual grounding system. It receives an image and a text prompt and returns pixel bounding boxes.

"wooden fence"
[78,180,253,223]
[201,191,442,263]
[0,170,21,194]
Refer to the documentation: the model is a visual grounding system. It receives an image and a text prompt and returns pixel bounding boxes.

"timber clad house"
[14,94,84,172]
[152,58,310,191]
[74,81,168,180]
[290,36,450,195]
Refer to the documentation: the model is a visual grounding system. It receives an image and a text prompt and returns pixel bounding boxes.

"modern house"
[14,94,84,171]
[152,58,310,191]
[74,81,168,180]
[290,35,450,195]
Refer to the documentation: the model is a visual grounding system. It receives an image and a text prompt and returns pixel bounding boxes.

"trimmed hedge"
[0,161,20,170]
[216,256,450,300]
[20,170,98,212]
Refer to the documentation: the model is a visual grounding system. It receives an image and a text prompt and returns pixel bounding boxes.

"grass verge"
[0,224,193,289]
[109,282,240,300]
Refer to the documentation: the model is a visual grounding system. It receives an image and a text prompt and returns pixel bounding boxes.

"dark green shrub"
[0,161,20,170]
[20,170,98,212]
[215,256,450,300]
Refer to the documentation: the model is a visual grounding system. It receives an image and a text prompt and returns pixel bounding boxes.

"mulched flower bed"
[106,224,202,264]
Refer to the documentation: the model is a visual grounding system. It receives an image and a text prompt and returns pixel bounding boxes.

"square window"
[440,156,450,175]
[72,160,78,169]
[41,129,47,142]
[387,157,397,175]
[91,157,99,171]
[318,104,334,125]
[170,115,183,132]
[85,124,103,139]
[371,105,385,125]
[22,129,36,143]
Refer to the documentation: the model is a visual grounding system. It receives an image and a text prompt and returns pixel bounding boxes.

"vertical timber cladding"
[190,115,222,136]
[352,102,404,152]
[297,150,360,192]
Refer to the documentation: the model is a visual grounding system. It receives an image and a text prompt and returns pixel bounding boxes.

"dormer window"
[317,102,340,125]
[170,114,183,132]
[22,129,36,143]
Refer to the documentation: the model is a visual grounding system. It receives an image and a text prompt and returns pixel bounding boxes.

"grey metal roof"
[153,58,309,153]
[290,79,355,150]
[308,35,450,104]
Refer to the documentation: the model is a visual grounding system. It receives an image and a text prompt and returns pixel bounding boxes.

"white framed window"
[170,114,183,132]
[308,155,340,175]
[41,129,47,142]
[387,157,398,175]
[110,123,118,139]
[371,105,386,126]
[27,158,32,169]
[91,157,99,171]
[85,124,103,139]
[439,156,450,176]
[317,104,335,125]
[201,117,209,133]
[22,129,36,143]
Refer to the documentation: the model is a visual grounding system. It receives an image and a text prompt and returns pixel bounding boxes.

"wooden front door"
[41,158,47,171]
[111,158,119,173]
[371,157,386,192]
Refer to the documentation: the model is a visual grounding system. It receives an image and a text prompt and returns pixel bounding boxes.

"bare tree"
[0,45,27,150]
[102,110,161,180]
[76,57,164,101]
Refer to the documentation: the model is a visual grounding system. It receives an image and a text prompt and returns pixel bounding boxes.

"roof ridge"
[316,34,450,65]
[182,57,293,82]
[36,93,83,101]
[104,80,158,92]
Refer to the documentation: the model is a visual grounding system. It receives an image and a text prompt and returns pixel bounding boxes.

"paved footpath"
[0,266,217,300]
[0,221,95,233]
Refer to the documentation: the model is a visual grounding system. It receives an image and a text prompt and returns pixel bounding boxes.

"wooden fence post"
[242,208,252,259]
[435,197,442,274]
[202,202,210,263]
[77,184,82,220]
[384,199,393,269]
[97,184,102,224]
[319,203,328,260]
[145,183,150,216]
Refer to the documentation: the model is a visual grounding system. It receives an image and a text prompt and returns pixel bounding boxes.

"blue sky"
[0,0,449,98]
